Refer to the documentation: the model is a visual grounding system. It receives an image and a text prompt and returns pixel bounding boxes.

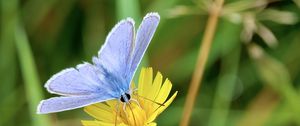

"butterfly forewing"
[128,13,160,82]
[93,18,135,91]
[45,63,114,96]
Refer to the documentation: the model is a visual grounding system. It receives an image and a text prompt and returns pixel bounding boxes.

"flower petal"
[143,72,163,116]
[138,68,153,97]
[147,110,159,123]
[81,120,113,126]
[84,103,114,122]
[106,99,118,109]
[157,91,178,114]
[155,78,172,104]
[81,120,128,126]
[150,72,163,101]
[123,103,147,126]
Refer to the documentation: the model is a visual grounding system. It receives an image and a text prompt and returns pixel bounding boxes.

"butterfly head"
[120,93,131,103]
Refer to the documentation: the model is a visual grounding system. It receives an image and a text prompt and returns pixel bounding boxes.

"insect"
[37,12,160,114]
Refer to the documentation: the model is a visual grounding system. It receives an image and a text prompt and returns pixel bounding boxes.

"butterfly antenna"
[152,102,165,114]
[128,102,137,126]
[133,93,165,106]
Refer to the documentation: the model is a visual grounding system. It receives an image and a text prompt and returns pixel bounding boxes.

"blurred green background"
[1,0,300,126]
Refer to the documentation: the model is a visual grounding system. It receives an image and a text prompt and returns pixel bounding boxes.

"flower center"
[118,101,147,126]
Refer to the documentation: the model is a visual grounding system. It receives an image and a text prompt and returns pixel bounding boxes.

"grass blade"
[116,0,140,21]
[208,43,241,126]
[14,19,52,126]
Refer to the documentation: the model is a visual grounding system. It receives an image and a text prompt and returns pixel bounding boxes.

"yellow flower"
[81,67,178,126]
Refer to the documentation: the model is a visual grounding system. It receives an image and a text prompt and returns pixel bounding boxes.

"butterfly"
[37,12,160,114]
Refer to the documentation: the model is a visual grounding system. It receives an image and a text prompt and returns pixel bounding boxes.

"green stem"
[180,0,225,125]
[116,0,140,21]
[14,18,52,126]
[208,44,241,126]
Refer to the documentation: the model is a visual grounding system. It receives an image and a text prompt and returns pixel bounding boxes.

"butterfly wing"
[93,18,135,91]
[37,95,113,114]
[45,62,115,96]
[39,63,117,114]
[93,13,159,91]
[128,13,160,81]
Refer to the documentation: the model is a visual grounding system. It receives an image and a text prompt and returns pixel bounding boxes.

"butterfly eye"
[125,93,131,100]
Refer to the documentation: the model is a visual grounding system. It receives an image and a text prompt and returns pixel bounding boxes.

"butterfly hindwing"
[37,95,113,114]
[45,63,105,96]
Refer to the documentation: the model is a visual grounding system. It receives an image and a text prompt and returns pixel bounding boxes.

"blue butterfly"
[37,12,160,114]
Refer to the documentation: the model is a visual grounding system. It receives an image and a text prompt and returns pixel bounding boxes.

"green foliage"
[0,0,299,126]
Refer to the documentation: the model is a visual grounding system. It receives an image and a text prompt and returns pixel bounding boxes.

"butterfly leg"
[114,101,121,126]
[122,102,129,117]
[131,88,138,93]
[129,88,138,96]
[130,98,141,108]
[130,89,142,105]
[128,102,137,126]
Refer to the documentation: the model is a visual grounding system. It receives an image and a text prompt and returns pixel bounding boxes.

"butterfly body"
[37,12,160,114]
